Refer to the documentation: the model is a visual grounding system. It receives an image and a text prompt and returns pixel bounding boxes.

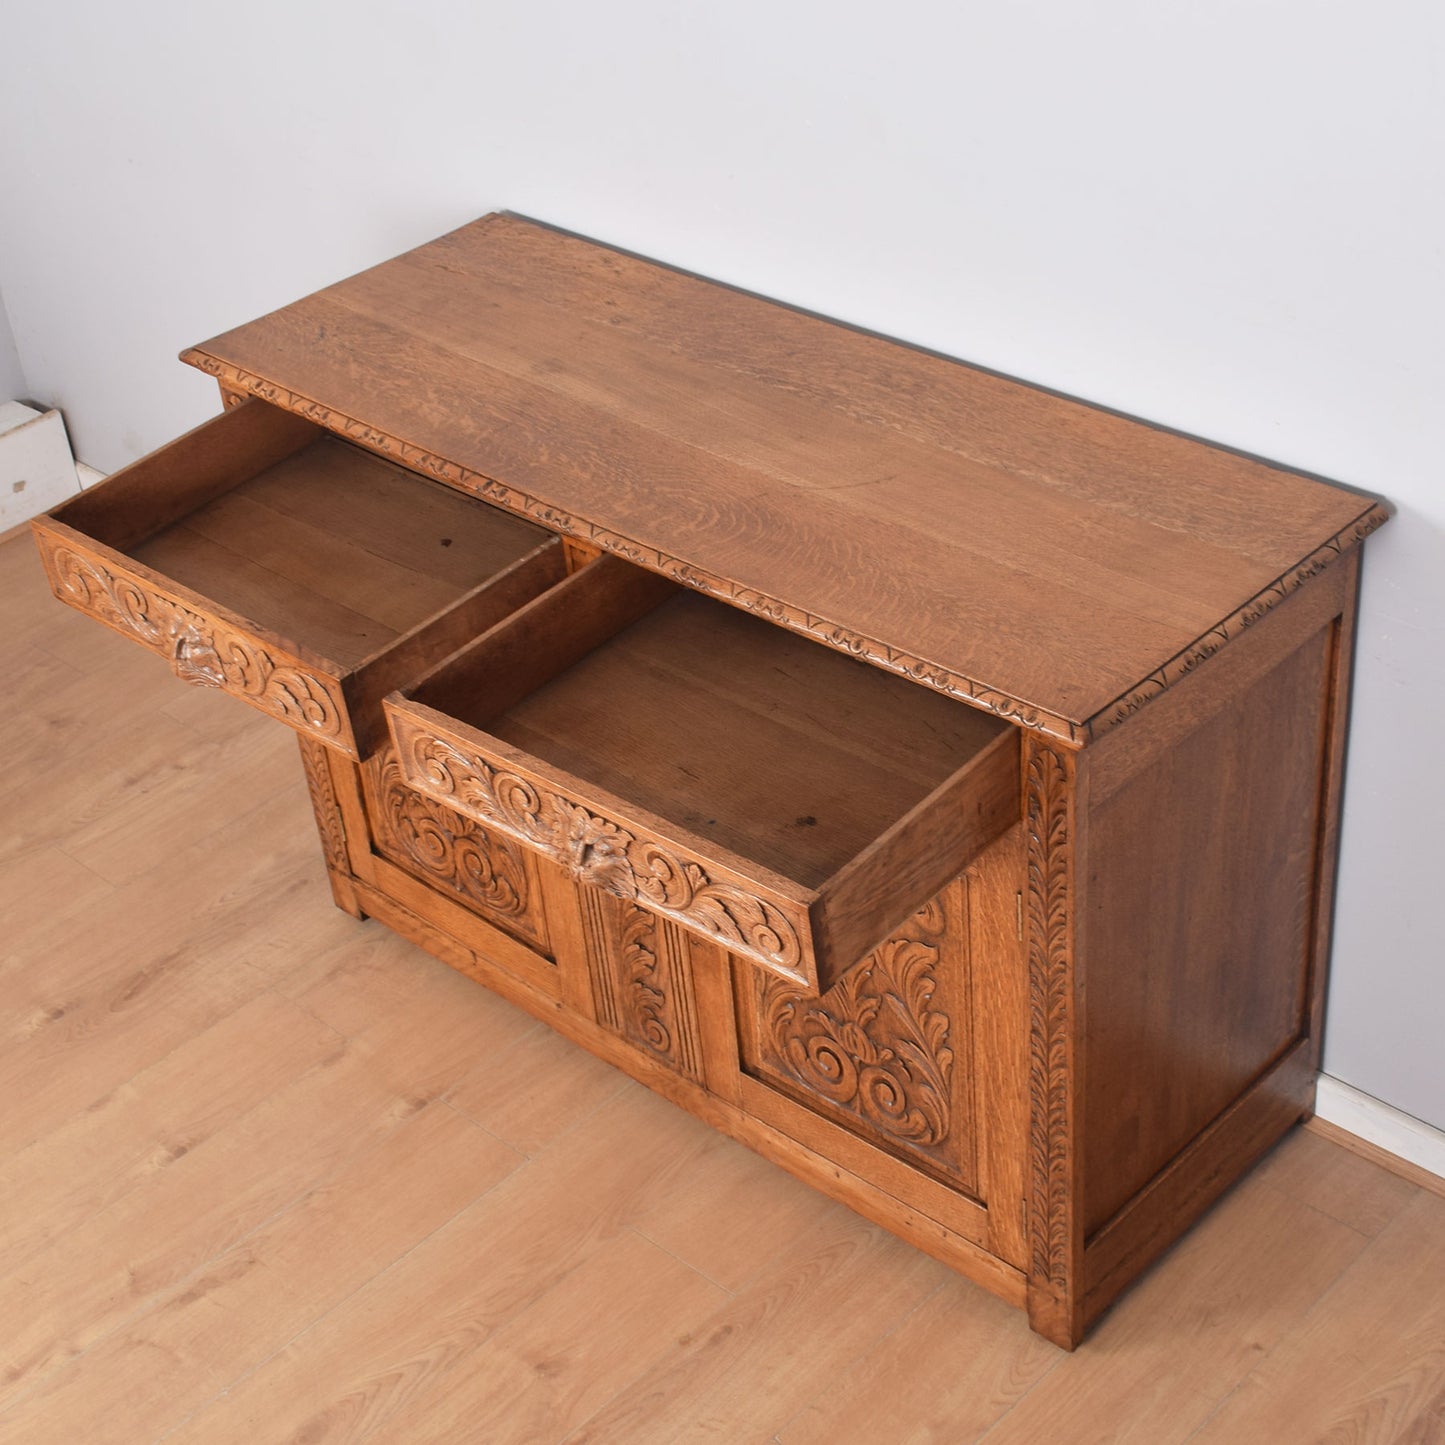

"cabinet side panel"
[1081,618,1336,1237]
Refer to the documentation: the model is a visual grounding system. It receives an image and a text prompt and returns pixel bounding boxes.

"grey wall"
[2,1,1440,1128]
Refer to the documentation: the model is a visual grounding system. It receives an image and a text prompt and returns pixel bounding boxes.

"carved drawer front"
[386,553,1021,994]
[738,885,977,1192]
[33,399,564,759]
[362,745,550,953]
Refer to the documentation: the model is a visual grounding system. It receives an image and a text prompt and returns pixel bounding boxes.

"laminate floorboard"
[1,530,1440,1444]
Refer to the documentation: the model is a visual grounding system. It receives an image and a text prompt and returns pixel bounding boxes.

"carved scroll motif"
[399,729,805,976]
[366,750,537,937]
[46,545,346,741]
[1026,741,1074,1291]
[756,901,955,1155]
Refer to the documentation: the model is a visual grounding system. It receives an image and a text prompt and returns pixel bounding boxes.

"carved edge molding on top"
[1026,740,1074,1293]
[392,717,808,979]
[180,357,1083,742]
[185,358,1388,747]
[40,537,349,743]
[1085,506,1390,738]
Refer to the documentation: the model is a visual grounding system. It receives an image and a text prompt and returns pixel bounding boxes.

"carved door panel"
[737,881,978,1194]
[361,745,551,955]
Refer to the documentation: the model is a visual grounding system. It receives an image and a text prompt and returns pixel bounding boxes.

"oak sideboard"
[33,213,1390,1347]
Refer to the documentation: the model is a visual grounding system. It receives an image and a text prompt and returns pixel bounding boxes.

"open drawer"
[33,400,564,758]
[385,555,1021,992]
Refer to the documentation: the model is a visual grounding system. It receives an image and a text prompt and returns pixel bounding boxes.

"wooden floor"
[2,528,1442,1445]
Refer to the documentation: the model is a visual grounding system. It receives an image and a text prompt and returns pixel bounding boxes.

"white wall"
[2,1,1440,1128]
[0,289,26,405]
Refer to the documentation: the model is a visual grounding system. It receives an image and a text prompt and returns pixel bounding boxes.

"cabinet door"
[729,821,1030,1269]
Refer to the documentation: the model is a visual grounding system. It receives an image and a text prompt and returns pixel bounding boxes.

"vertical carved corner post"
[1024,736,1085,1348]
[298,736,366,919]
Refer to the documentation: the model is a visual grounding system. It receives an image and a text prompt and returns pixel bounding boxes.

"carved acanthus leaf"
[579,891,703,1079]
[368,750,532,925]
[759,929,954,1149]
[618,904,671,1057]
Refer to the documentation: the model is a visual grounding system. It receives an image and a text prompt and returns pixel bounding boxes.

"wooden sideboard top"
[182,213,1388,744]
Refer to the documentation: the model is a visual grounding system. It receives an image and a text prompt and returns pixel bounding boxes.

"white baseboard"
[1315,1075,1445,1182]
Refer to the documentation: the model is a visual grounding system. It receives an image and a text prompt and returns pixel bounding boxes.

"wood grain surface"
[183,213,1389,740]
[26,214,1393,1357]
[3,530,1437,1442]
[481,587,1007,886]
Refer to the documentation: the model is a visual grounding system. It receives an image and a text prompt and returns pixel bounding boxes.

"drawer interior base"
[128,434,550,667]
[487,590,1007,887]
